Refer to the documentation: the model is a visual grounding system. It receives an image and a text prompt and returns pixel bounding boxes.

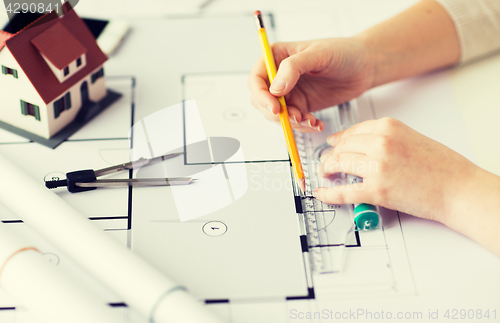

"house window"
[76,57,82,67]
[20,100,40,121]
[64,66,69,76]
[2,65,18,79]
[91,68,104,84]
[53,92,72,118]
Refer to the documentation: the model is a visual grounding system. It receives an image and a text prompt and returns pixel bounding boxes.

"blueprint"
[0,6,499,323]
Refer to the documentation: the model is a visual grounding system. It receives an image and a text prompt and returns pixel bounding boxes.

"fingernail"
[290,115,298,124]
[313,188,319,198]
[270,80,286,94]
[320,154,327,163]
[317,125,322,132]
[300,120,314,128]
[267,104,278,115]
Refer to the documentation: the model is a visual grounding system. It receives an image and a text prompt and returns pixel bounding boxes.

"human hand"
[313,118,479,226]
[248,37,375,132]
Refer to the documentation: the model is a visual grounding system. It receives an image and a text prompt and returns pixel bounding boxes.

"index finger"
[327,119,377,146]
[248,56,281,115]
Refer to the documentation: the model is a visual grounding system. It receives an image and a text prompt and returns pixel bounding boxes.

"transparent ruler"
[294,98,373,274]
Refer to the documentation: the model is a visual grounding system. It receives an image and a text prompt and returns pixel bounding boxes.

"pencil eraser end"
[254,10,261,16]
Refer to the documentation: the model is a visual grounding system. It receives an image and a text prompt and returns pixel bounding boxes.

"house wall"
[88,65,107,102]
[47,65,107,137]
[42,53,87,83]
[46,80,83,138]
[0,47,50,138]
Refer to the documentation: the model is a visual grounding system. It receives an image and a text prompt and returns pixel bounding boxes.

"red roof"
[0,30,12,51]
[5,3,107,104]
[31,22,87,70]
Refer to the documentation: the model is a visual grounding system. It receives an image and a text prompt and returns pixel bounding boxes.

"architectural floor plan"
[0,9,498,323]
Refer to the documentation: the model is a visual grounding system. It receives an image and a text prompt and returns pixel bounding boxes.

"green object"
[54,100,61,118]
[20,100,41,121]
[65,92,72,109]
[354,203,380,230]
[2,65,18,78]
[20,100,27,115]
[33,105,41,121]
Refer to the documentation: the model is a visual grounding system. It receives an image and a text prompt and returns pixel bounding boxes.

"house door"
[80,81,89,105]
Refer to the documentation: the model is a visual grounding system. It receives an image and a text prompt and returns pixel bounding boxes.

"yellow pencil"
[254,10,305,193]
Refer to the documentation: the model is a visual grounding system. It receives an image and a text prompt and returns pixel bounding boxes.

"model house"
[0,3,108,139]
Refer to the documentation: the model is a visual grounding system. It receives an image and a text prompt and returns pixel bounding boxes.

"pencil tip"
[298,178,305,194]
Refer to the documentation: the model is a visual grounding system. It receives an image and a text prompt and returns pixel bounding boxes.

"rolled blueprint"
[0,153,222,323]
[0,223,129,323]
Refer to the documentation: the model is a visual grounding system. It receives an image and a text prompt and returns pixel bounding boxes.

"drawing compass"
[45,152,194,193]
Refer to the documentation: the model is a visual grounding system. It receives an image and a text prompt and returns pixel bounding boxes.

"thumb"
[269,50,318,96]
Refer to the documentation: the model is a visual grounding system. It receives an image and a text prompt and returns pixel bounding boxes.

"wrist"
[441,164,499,235]
[444,166,500,256]
[351,0,461,88]
[351,33,387,89]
